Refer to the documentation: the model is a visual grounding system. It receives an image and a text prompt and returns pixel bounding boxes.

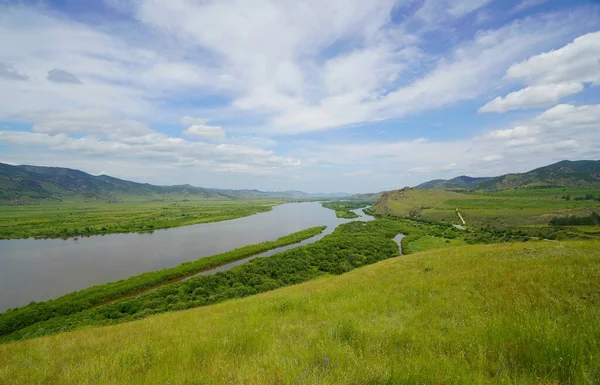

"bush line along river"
[0,202,377,312]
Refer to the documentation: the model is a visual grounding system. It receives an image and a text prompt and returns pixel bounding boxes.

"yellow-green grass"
[0,200,279,239]
[1,240,598,384]
[373,188,600,226]
[408,235,467,252]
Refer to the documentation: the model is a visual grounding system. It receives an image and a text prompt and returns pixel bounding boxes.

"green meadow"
[0,199,280,239]
[372,187,600,226]
[1,240,598,384]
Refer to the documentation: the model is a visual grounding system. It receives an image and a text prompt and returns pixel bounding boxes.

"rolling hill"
[0,162,348,204]
[415,160,600,191]
[1,240,598,384]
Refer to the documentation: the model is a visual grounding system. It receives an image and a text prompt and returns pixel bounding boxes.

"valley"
[1,160,599,384]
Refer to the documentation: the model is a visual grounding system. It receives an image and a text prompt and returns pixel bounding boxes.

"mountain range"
[0,162,349,204]
[414,160,600,191]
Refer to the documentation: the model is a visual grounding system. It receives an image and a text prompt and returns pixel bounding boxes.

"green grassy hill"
[415,160,600,191]
[1,240,598,384]
[371,187,600,226]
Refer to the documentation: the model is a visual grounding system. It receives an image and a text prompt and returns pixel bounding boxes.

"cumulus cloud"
[480,31,600,113]
[0,109,300,175]
[295,103,600,186]
[184,125,226,139]
[0,63,29,81]
[1,2,598,135]
[181,117,226,139]
[47,69,83,84]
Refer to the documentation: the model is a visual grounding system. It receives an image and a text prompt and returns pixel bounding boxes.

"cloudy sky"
[0,0,599,193]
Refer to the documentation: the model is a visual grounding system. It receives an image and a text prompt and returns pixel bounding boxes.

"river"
[0,202,384,312]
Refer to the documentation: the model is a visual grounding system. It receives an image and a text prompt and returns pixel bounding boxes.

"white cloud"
[184,124,225,139]
[294,103,600,187]
[506,31,600,85]
[485,125,539,140]
[1,2,598,136]
[480,31,600,112]
[1,109,300,175]
[181,117,226,139]
[479,83,584,112]
[482,154,502,162]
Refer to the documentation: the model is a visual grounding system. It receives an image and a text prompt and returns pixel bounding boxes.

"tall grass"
[1,240,598,384]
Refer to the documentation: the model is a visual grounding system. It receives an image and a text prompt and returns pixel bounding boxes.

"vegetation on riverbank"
[1,220,407,342]
[1,240,598,384]
[321,201,369,219]
[0,226,326,337]
[6,208,599,344]
[0,200,279,239]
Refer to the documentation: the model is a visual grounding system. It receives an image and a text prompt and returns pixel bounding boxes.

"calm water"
[0,202,376,311]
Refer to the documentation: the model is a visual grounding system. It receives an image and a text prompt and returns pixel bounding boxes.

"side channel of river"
[0,202,402,312]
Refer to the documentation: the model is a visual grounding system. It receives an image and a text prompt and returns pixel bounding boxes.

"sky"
[0,0,599,193]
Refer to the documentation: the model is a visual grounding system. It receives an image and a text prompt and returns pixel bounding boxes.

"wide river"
[0,202,378,312]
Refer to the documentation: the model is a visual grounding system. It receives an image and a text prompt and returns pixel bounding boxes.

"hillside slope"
[369,187,600,225]
[0,162,348,204]
[415,160,600,191]
[1,241,598,384]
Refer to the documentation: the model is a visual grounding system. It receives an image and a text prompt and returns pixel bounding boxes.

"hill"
[415,160,600,191]
[369,187,600,226]
[1,240,598,384]
[0,162,349,204]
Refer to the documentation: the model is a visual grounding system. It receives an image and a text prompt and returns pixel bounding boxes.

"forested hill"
[414,160,600,191]
[0,162,348,204]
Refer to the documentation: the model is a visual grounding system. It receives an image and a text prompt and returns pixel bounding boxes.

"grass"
[407,235,467,252]
[1,240,598,384]
[0,199,280,239]
[372,188,600,226]
[321,201,368,219]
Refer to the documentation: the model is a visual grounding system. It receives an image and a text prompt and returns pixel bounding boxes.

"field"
[1,240,598,384]
[0,199,280,239]
[372,187,600,226]
[406,234,466,252]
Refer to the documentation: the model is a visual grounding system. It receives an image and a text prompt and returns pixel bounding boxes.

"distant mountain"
[0,162,349,204]
[414,160,600,191]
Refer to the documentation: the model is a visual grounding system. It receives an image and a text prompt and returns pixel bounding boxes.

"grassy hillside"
[1,240,598,384]
[371,187,600,226]
[415,160,600,191]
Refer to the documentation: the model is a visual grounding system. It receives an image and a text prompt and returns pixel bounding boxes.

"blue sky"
[0,0,599,193]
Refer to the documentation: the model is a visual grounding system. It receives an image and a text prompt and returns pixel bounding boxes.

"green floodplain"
[1,187,600,384]
[0,199,281,239]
